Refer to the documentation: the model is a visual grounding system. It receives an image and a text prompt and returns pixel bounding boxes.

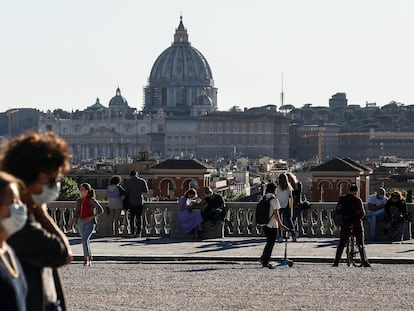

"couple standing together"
[259,172,301,269]
[106,170,149,237]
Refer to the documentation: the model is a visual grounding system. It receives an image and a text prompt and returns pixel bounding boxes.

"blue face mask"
[1,202,27,236]
[31,182,61,204]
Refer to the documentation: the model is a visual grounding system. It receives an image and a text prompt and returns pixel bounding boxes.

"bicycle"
[345,225,362,267]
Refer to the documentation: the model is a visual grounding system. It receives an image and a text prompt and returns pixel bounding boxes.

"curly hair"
[0,131,71,185]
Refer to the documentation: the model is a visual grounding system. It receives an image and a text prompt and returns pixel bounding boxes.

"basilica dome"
[109,87,128,107]
[143,16,217,116]
[149,20,213,83]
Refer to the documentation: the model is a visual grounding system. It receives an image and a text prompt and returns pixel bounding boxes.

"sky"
[1,0,414,113]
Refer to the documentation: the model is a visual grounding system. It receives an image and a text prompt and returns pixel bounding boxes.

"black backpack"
[255,196,273,225]
[334,195,353,226]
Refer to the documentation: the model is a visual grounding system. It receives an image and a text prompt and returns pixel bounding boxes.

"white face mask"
[31,182,61,204]
[1,202,27,236]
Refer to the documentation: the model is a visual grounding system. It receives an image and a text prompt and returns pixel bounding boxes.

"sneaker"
[262,263,275,269]
[277,236,284,243]
[362,262,372,267]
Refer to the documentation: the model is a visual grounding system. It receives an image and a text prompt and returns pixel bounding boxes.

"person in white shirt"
[366,188,387,240]
[260,182,288,269]
[276,173,293,242]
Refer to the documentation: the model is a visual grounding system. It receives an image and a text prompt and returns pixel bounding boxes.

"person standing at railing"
[333,184,371,267]
[276,173,294,242]
[286,172,302,242]
[124,170,149,238]
[75,183,104,266]
[260,182,288,269]
[0,131,73,311]
[106,175,126,236]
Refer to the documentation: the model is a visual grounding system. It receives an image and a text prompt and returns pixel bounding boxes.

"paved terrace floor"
[63,237,414,310]
[68,236,414,264]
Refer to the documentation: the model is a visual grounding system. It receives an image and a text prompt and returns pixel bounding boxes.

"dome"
[149,17,213,85]
[88,98,105,110]
[108,87,128,107]
[143,16,217,116]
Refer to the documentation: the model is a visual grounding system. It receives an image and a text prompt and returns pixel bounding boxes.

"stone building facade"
[34,17,290,162]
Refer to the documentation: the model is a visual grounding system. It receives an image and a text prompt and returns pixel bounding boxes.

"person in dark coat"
[123,170,149,237]
[333,184,371,267]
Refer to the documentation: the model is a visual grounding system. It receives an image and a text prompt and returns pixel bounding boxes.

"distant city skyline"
[1,0,414,113]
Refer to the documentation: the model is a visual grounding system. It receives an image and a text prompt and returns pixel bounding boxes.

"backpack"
[334,195,353,226]
[255,196,273,225]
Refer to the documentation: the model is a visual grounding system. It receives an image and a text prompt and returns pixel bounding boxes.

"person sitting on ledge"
[177,189,204,238]
[365,187,387,240]
[200,187,228,226]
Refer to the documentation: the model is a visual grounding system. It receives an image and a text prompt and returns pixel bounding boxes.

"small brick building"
[310,158,372,202]
[150,159,213,200]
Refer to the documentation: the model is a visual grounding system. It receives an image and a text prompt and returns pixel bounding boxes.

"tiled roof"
[151,159,211,170]
[343,157,373,172]
[310,158,363,172]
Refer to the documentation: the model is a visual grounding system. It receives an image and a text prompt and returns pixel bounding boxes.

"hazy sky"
[1,0,413,113]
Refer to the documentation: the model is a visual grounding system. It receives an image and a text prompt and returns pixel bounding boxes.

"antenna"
[280,73,285,106]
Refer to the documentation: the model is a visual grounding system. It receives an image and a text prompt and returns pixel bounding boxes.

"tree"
[229,106,242,112]
[58,176,80,201]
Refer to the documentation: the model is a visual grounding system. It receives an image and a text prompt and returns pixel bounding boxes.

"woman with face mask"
[0,171,28,310]
[0,131,73,311]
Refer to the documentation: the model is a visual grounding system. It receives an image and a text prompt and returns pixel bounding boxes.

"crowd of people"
[0,130,412,308]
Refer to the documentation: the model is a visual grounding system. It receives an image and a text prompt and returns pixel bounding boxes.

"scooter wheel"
[288,261,293,267]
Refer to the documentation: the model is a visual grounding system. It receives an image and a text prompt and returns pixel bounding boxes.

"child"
[0,171,28,310]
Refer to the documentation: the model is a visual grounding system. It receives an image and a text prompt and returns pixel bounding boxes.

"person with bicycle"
[333,184,371,267]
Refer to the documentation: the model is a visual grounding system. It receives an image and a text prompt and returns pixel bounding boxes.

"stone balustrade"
[47,201,413,239]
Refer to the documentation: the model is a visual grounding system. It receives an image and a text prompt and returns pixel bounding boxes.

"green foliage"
[58,176,80,201]
[287,101,414,129]
[225,191,244,202]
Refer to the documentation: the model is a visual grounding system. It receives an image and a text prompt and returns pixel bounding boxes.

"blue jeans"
[365,208,385,237]
[78,218,96,258]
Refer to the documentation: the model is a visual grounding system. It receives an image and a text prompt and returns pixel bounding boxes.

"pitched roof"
[343,157,373,173]
[151,159,211,170]
[310,158,363,172]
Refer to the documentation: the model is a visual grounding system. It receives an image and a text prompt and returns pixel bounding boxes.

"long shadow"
[314,240,338,248]
[192,239,266,254]
[397,249,414,254]
[70,236,268,251]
